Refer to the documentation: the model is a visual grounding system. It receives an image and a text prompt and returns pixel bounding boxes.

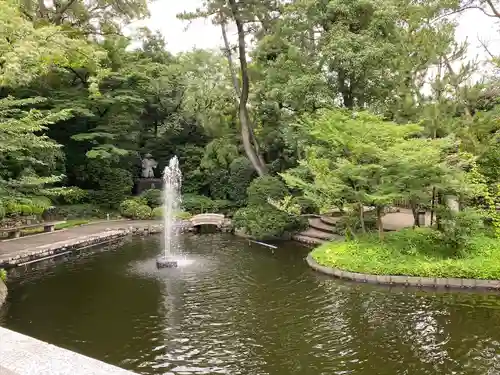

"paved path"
[382,209,431,231]
[0,220,160,264]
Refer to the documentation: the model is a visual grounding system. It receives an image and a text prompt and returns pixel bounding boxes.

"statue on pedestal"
[141,153,158,178]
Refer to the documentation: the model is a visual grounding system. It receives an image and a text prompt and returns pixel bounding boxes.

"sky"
[131,0,500,70]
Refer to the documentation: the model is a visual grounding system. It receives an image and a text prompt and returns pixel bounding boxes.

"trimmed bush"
[141,189,162,208]
[152,206,163,219]
[247,176,288,206]
[233,204,305,240]
[0,204,5,220]
[120,199,152,220]
[134,204,152,220]
[182,194,214,214]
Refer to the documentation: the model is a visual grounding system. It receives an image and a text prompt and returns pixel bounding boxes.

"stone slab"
[0,327,137,375]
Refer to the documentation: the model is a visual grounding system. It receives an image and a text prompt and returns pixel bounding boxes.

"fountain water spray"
[156,156,182,269]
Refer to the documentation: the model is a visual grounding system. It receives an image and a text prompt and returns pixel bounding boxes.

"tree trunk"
[376,206,384,241]
[359,204,366,233]
[227,0,267,176]
[411,200,419,228]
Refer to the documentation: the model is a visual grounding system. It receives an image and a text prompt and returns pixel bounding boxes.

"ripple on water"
[4,234,500,375]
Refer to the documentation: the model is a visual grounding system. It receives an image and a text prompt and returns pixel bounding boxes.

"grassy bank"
[311,228,500,280]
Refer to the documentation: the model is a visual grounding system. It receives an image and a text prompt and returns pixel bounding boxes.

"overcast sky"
[131,0,500,69]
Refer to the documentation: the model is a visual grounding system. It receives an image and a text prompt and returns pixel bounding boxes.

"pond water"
[2,233,500,375]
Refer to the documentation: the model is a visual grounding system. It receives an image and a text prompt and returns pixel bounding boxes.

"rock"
[0,278,7,308]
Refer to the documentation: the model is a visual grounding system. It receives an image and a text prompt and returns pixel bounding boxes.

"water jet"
[156,156,182,269]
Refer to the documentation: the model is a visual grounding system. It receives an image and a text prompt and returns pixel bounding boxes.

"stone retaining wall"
[0,224,164,269]
[306,254,500,290]
[0,278,7,308]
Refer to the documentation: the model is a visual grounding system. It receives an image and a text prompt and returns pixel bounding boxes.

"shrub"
[134,204,152,220]
[233,204,305,240]
[120,199,140,218]
[292,196,319,214]
[0,269,6,282]
[19,204,33,216]
[175,211,192,220]
[5,201,21,216]
[247,176,288,206]
[119,199,152,220]
[152,207,192,220]
[45,204,109,220]
[182,194,214,214]
[228,157,256,204]
[44,187,89,205]
[208,169,231,200]
[0,204,5,220]
[93,168,133,208]
[141,189,162,208]
[438,208,485,255]
[152,206,163,219]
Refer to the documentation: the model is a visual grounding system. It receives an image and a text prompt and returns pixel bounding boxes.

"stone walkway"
[0,220,160,265]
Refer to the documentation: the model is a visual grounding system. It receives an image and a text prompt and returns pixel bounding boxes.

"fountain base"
[156,257,178,269]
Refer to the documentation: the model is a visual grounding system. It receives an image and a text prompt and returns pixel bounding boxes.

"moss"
[312,228,500,280]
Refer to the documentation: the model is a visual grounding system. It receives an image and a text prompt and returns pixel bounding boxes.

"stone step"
[292,235,326,245]
[308,218,337,234]
[319,216,341,226]
[298,228,341,241]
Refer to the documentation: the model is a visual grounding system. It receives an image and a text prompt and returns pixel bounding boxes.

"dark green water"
[2,234,500,375]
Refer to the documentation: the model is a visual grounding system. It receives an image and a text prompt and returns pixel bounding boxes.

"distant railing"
[190,213,225,227]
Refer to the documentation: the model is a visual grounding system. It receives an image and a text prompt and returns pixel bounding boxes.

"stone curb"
[306,254,500,290]
[0,278,7,308]
[0,223,172,269]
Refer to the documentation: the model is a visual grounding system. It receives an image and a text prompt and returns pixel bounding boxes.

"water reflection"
[2,234,500,375]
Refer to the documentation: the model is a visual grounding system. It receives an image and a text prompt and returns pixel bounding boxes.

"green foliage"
[437,208,485,255]
[233,204,306,240]
[45,204,110,220]
[291,196,319,215]
[312,228,500,279]
[0,204,5,220]
[119,199,152,219]
[152,207,192,220]
[228,157,256,203]
[182,194,214,214]
[247,176,288,206]
[0,269,6,282]
[91,169,133,208]
[141,189,162,208]
[45,187,89,205]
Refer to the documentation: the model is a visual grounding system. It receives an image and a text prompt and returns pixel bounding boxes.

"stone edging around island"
[306,254,500,290]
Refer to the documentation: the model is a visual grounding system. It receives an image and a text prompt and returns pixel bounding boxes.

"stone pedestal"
[135,178,163,195]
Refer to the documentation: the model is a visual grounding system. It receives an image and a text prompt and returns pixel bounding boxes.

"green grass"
[312,228,500,280]
[21,219,91,235]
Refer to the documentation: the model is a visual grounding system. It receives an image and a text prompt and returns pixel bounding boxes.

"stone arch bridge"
[189,213,232,232]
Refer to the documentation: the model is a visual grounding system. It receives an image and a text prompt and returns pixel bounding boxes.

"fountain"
[156,156,182,269]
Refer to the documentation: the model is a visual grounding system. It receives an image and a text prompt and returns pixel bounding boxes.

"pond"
[2,233,500,375]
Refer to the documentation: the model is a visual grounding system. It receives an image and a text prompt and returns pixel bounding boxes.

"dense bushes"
[152,207,192,220]
[181,194,236,215]
[43,204,112,220]
[228,157,256,204]
[92,168,133,208]
[119,199,152,219]
[141,189,162,208]
[247,176,288,206]
[292,196,319,214]
[233,204,306,240]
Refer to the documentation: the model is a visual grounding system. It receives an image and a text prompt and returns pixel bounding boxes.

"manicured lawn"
[311,228,500,280]
[21,219,91,235]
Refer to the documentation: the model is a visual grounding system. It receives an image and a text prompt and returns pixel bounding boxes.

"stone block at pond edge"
[376,275,391,284]
[420,277,436,287]
[389,276,408,285]
[407,277,421,286]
